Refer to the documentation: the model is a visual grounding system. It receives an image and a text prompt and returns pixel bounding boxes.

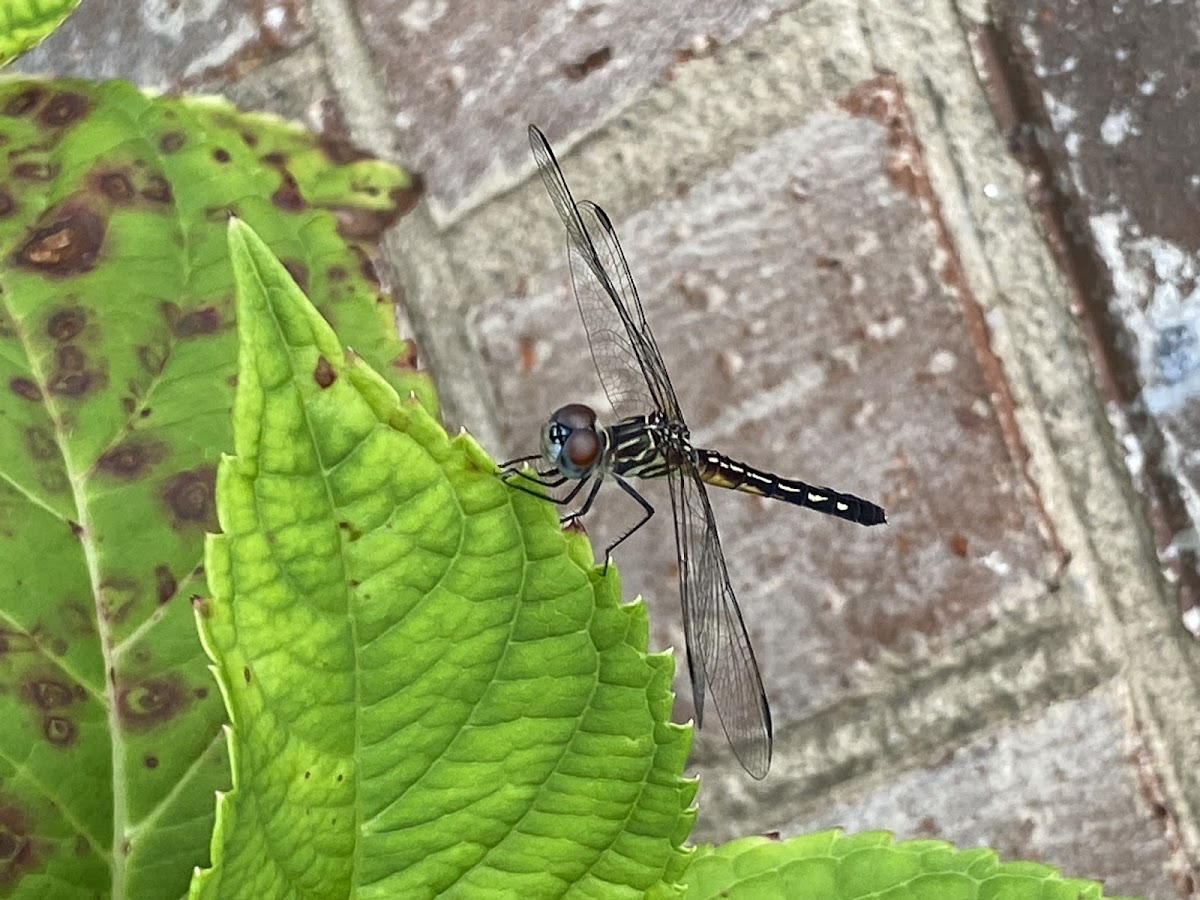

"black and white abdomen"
[696,449,886,526]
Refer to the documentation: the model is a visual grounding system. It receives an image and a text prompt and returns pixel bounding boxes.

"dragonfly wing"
[574,198,685,425]
[530,126,657,420]
[564,230,657,419]
[667,458,773,779]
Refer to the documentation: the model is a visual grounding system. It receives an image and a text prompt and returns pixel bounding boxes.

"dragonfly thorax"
[541,403,607,480]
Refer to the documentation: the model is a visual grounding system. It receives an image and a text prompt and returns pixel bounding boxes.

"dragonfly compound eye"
[564,428,601,469]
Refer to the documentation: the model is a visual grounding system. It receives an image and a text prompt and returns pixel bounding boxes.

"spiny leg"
[499,454,571,497]
[597,476,655,575]
[498,452,541,470]
[560,475,605,527]
[506,468,569,489]
[505,472,591,507]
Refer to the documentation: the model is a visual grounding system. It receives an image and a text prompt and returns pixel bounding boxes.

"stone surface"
[348,0,791,217]
[15,1,311,90]
[785,692,1183,898]
[990,0,1200,636]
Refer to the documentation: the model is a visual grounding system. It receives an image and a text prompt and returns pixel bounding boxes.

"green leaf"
[0,77,429,899]
[191,218,694,899]
[0,0,80,66]
[681,831,1145,900]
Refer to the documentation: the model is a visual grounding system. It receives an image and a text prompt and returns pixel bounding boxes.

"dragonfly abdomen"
[696,450,886,526]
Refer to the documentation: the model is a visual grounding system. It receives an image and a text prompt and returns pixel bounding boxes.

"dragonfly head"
[542,403,604,480]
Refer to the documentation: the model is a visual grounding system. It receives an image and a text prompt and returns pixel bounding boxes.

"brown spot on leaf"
[561,47,612,80]
[212,148,231,164]
[141,175,172,205]
[11,161,60,182]
[261,151,285,167]
[0,802,36,885]
[4,87,43,116]
[24,679,74,710]
[144,754,160,770]
[243,667,251,683]
[8,378,40,402]
[161,466,217,530]
[96,439,169,479]
[393,342,419,371]
[46,307,86,342]
[47,345,103,397]
[204,204,235,223]
[96,172,135,204]
[155,566,176,604]
[317,133,371,165]
[174,306,221,336]
[351,246,378,284]
[327,265,347,282]
[23,426,56,460]
[0,191,16,217]
[137,342,168,375]
[13,205,106,275]
[99,578,138,625]
[271,170,306,211]
[0,629,38,655]
[159,131,185,154]
[282,259,309,292]
[314,355,336,388]
[39,92,89,128]
[117,676,189,729]
[195,686,208,699]
[42,716,77,747]
[330,206,391,242]
[391,178,423,218]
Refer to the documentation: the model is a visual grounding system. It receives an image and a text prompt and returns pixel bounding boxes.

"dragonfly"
[501,125,887,779]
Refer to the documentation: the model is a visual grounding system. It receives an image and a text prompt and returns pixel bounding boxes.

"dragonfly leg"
[596,476,655,574]
[499,455,570,490]
[504,467,568,488]
[498,452,541,470]
[560,475,604,526]
[504,473,591,507]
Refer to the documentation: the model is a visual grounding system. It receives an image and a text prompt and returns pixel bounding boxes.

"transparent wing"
[667,457,773,779]
[575,199,685,425]
[529,125,665,421]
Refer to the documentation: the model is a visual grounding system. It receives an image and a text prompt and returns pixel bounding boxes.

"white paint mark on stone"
[1100,109,1135,146]
[399,0,448,34]
[927,349,958,376]
[980,551,1011,577]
